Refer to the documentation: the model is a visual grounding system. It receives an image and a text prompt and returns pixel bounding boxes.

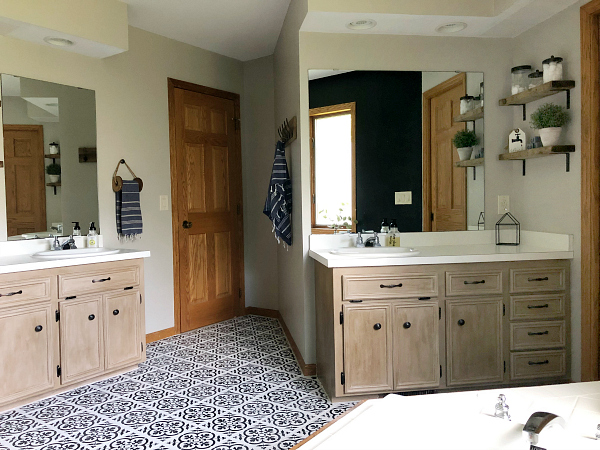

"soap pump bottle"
[380,218,389,234]
[72,222,81,236]
[388,219,400,247]
[87,222,98,248]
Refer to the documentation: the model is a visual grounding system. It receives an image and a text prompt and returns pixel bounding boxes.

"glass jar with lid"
[542,56,563,83]
[460,95,474,114]
[528,70,544,89]
[511,65,533,95]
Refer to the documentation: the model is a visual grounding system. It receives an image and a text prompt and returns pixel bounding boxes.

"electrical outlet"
[498,195,510,214]
[395,191,412,205]
[160,195,169,211]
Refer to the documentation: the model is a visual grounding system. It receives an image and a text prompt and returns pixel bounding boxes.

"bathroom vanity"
[310,231,573,402]
[0,250,149,411]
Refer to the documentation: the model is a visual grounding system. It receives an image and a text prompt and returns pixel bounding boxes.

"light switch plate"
[395,191,412,205]
[498,195,509,214]
[160,195,169,211]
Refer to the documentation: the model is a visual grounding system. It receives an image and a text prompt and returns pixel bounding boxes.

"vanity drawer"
[342,274,437,301]
[510,294,565,320]
[510,268,566,293]
[445,271,502,297]
[59,266,140,298]
[510,350,566,380]
[510,321,565,351]
[0,277,52,306]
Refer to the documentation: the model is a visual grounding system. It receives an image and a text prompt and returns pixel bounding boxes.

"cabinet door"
[59,296,104,384]
[446,298,503,386]
[392,303,439,389]
[104,290,142,370]
[343,303,392,394]
[0,304,53,405]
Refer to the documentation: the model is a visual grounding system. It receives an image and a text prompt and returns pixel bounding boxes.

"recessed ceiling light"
[43,37,74,47]
[435,22,468,33]
[346,19,377,31]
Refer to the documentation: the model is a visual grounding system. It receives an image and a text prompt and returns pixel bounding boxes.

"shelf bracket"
[522,104,527,121]
[472,166,477,181]
[522,159,526,176]
[566,90,571,110]
[52,185,57,195]
[566,153,570,172]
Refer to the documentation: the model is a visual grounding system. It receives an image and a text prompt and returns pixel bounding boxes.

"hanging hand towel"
[116,180,143,241]
[263,140,292,246]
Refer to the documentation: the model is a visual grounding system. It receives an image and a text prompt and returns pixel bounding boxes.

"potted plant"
[452,130,480,161]
[46,163,61,183]
[530,103,570,146]
[319,203,357,234]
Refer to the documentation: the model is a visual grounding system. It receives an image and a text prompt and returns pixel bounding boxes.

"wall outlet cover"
[498,195,509,215]
[160,195,169,211]
[395,191,412,205]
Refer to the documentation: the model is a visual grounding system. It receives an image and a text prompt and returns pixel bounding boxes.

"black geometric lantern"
[496,212,520,246]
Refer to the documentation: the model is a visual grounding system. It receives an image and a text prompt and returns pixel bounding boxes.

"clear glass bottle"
[72,221,81,236]
[388,219,399,247]
[87,222,98,248]
[511,65,533,94]
[542,55,563,83]
[528,70,544,89]
[460,95,474,114]
[380,218,389,233]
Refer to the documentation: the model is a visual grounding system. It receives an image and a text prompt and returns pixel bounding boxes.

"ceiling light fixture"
[346,19,377,31]
[43,37,74,47]
[435,22,468,33]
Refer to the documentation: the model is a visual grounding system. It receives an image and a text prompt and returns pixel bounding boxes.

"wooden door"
[342,303,393,394]
[3,125,47,236]
[104,290,142,370]
[423,74,467,231]
[0,304,53,405]
[392,302,439,389]
[170,80,244,332]
[59,296,104,384]
[446,298,503,386]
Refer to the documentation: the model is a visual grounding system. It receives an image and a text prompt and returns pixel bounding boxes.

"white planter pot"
[538,127,562,147]
[456,147,473,161]
[49,144,59,155]
[49,175,60,183]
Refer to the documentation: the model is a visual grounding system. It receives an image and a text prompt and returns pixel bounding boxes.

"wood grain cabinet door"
[59,296,104,385]
[0,304,53,405]
[446,298,503,386]
[104,290,142,370]
[392,303,440,390]
[342,303,393,394]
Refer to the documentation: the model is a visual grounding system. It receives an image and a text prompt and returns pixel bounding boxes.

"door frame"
[167,78,245,335]
[580,1,600,381]
[422,72,466,231]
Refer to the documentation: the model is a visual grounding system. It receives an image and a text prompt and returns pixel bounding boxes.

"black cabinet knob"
[113,309,120,316]
[88,314,95,321]
[403,322,411,329]
[373,323,382,330]
[182,220,192,229]
[35,325,43,332]
[458,319,465,326]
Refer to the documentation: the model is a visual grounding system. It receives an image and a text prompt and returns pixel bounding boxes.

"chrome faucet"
[355,232,365,248]
[50,235,62,251]
[365,232,381,247]
[494,394,511,421]
[61,235,77,250]
[522,412,565,446]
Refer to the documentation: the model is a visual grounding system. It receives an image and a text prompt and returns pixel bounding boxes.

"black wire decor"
[278,116,297,147]
[496,212,520,246]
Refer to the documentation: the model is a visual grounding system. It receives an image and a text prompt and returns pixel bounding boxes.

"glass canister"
[480,82,484,107]
[511,65,533,95]
[528,70,544,89]
[542,55,563,83]
[473,96,482,110]
[460,95,474,114]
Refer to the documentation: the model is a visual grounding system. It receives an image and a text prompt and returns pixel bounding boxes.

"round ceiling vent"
[43,37,75,47]
[346,19,377,31]
[435,22,468,33]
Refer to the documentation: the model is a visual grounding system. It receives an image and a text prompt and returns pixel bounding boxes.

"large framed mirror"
[0,75,98,241]
[308,70,484,234]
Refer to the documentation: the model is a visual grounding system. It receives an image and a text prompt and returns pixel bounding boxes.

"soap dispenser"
[87,222,98,248]
[72,222,81,236]
[388,219,400,247]
[380,218,389,234]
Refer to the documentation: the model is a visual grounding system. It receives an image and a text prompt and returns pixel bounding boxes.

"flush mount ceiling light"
[435,22,468,33]
[43,37,74,47]
[346,19,377,31]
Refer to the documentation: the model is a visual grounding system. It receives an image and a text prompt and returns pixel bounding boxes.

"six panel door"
[104,290,142,370]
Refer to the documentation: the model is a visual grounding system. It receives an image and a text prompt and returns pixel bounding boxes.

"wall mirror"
[0,74,98,241]
[308,70,484,234]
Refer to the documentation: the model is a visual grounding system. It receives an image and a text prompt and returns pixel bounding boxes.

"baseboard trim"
[246,307,317,377]
[146,327,177,343]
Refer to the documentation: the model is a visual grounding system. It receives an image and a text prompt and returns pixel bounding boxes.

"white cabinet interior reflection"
[0,74,98,240]
[308,70,484,233]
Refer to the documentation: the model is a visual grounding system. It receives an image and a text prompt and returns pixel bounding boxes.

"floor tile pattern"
[0,315,355,449]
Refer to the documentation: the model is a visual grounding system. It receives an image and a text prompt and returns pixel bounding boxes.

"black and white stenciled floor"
[0,315,355,450]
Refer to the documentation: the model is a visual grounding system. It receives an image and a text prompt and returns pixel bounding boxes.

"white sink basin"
[330,247,420,257]
[32,248,120,259]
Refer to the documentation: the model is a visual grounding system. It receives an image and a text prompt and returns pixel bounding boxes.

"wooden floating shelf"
[46,182,61,186]
[499,80,575,107]
[454,107,484,123]
[498,145,575,176]
[44,153,60,159]
[455,158,484,168]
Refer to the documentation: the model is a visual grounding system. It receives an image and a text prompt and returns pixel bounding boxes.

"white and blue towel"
[263,141,292,246]
[116,180,143,241]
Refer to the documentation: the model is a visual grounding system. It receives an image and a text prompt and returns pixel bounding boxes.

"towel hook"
[277,116,297,147]
[112,159,143,192]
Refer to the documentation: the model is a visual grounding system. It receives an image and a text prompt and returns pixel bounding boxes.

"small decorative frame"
[496,212,520,246]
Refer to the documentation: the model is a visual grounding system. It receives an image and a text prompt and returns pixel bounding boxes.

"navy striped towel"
[116,180,143,241]
[263,141,292,246]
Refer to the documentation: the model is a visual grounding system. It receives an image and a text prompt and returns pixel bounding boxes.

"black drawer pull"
[88,314,95,321]
[113,309,120,316]
[458,319,465,326]
[528,277,549,282]
[464,280,485,285]
[124,286,134,291]
[528,330,549,336]
[403,322,411,329]
[0,289,23,297]
[35,325,43,332]
[528,360,550,366]
[92,277,111,283]
[373,323,382,330]
[418,297,431,301]
[380,283,402,289]
[527,304,549,309]
[349,300,363,303]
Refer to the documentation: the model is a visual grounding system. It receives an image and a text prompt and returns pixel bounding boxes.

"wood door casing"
[169,79,244,332]
[104,290,142,370]
[3,125,46,236]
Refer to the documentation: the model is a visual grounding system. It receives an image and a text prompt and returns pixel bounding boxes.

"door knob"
[403,322,411,329]
[182,220,192,229]
[113,309,120,316]
[373,323,382,330]
[88,314,95,321]
[35,325,43,332]
[458,319,465,326]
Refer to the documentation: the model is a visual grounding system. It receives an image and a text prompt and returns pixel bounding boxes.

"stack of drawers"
[508,267,568,380]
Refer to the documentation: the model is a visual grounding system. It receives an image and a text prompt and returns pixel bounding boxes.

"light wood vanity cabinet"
[0,259,146,411]
[315,259,570,402]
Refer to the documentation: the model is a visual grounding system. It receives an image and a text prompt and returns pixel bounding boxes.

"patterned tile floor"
[0,315,355,450]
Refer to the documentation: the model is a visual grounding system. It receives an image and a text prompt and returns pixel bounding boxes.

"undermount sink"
[329,247,420,257]
[32,248,120,259]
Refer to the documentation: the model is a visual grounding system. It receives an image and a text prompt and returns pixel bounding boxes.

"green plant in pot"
[452,130,480,161]
[530,103,570,146]
[46,163,61,183]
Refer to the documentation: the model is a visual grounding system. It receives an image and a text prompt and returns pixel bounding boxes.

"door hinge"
[341,372,345,385]
[440,365,442,378]
[312,194,316,205]
[431,213,434,222]
[239,288,242,299]
[55,310,60,322]
[233,117,240,130]
[56,366,61,377]
[141,342,144,352]
[140,294,142,304]
[504,361,506,373]
[503,304,506,316]
[439,307,441,320]
[237,204,241,215]
[339,311,344,325]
